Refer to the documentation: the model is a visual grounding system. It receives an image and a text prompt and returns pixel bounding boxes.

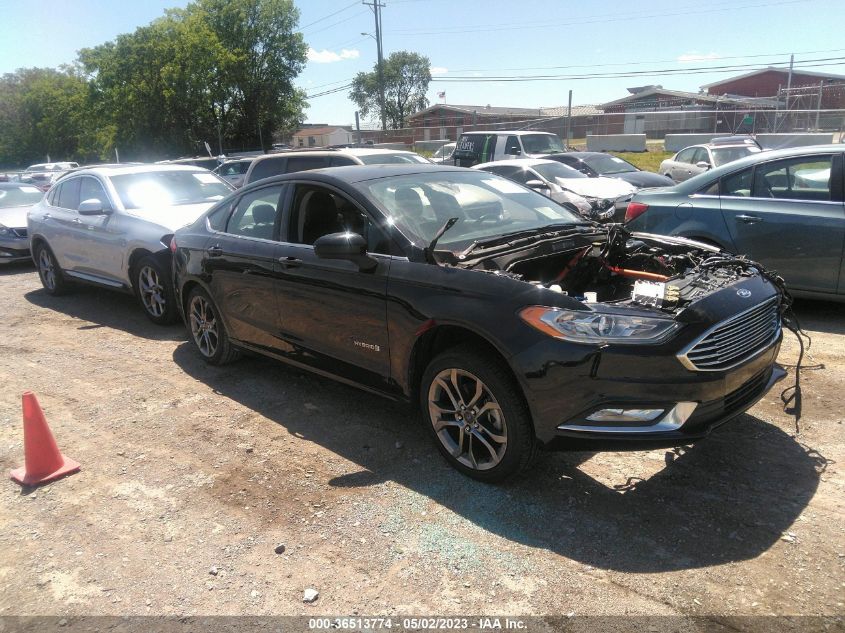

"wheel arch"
[127,247,171,288]
[407,324,531,422]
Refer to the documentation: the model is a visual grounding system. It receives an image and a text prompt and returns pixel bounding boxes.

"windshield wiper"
[424,217,460,265]
[457,223,585,261]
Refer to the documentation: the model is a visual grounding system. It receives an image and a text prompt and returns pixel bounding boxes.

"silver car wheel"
[138,265,166,317]
[428,368,508,471]
[189,294,219,358]
[38,248,56,291]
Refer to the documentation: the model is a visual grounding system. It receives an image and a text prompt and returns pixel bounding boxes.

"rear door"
[203,183,288,351]
[46,177,82,269]
[273,181,393,391]
[719,153,845,293]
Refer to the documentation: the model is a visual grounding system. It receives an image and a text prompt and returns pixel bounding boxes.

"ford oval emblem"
[737,289,752,298]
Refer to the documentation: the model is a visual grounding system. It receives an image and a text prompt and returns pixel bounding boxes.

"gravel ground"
[0,262,843,624]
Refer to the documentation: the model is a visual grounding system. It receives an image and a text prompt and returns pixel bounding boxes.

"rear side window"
[286,156,332,173]
[248,156,287,183]
[454,134,498,167]
[57,178,80,210]
[330,156,357,167]
[721,168,752,197]
[504,136,521,155]
[226,185,285,240]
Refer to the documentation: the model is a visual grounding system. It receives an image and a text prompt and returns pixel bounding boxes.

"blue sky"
[2,0,843,128]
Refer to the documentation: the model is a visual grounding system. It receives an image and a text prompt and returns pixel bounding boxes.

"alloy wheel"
[38,248,56,291]
[138,265,166,317]
[427,368,508,471]
[189,294,219,358]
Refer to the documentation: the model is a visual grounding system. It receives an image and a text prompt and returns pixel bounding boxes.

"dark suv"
[172,164,787,482]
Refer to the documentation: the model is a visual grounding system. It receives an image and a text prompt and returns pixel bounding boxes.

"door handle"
[206,244,223,257]
[736,214,762,224]
[43,213,52,220]
[278,256,302,268]
[72,218,82,224]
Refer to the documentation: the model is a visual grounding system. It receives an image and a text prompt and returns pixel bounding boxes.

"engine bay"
[458,225,780,314]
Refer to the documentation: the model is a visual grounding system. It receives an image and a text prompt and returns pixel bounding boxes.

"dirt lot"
[0,262,843,624]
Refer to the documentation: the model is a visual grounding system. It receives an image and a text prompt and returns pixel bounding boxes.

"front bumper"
[512,325,783,447]
[0,233,30,262]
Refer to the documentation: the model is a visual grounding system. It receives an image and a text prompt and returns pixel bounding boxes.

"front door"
[274,182,392,391]
[720,155,845,294]
[73,176,126,283]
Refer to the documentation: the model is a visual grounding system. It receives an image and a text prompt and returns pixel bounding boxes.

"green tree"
[350,51,431,130]
[0,67,97,168]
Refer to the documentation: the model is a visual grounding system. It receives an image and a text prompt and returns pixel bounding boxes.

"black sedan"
[549,152,675,189]
[172,164,787,482]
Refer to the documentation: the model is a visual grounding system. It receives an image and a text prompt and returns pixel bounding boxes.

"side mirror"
[695,161,711,170]
[78,198,111,215]
[525,179,549,190]
[314,232,378,272]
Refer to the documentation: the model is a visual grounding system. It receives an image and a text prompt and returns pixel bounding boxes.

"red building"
[703,68,845,109]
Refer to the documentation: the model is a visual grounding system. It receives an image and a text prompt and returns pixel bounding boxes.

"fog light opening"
[586,408,665,423]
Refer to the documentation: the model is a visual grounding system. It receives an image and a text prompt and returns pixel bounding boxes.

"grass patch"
[609,151,673,174]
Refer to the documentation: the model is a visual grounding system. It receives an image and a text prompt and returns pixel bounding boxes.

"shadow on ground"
[791,298,845,337]
[0,261,34,276]
[173,343,827,574]
[25,287,185,342]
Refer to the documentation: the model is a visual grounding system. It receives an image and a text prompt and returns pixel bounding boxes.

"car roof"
[243,163,470,186]
[460,130,556,137]
[250,147,420,164]
[472,158,559,169]
[60,164,212,178]
[675,143,845,191]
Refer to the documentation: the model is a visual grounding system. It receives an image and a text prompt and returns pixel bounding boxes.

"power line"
[301,9,369,36]
[442,47,845,74]
[299,1,360,31]
[431,57,845,83]
[306,83,354,99]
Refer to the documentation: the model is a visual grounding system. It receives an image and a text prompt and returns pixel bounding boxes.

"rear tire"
[186,286,240,365]
[34,243,71,296]
[420,345,538,482]
[134,255,178,325]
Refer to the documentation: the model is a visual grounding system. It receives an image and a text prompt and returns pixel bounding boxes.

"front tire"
[34,243,71,296]
[134,256,177,324]
[186,287,240,365]
[420,346,537,482]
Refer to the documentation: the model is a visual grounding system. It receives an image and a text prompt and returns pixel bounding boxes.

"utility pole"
[815,81,824,131]
[565,90,572,148]
[363,1,387,133]
[355,111,362,147]
[783,54,794,133]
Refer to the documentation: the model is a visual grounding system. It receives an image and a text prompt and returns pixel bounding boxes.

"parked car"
[21,162,79,191]
[27,165,233,323]
[626,144,845,301]
[548,152,675,189]
[0,183,44,263]
[213,158,254,188]
[172,163,787,482]
[453,131,566,167]
[473,158,635,221]
[157,156,221,171]
[243,147,429,186]
[659,137,762,183]
[431,142,456,165]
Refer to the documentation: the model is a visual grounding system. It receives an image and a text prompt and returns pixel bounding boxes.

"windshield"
[109,170,230,209]
[357,152,429,165]
[532,162,588,180]
[582,154,637,174]
[357,170,584,250]
[712,146,760,167]
[521,134,565,155]
[433,144,455,159]
[0,185,43,208]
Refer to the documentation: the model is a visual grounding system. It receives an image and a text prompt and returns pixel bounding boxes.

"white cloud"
[430,66,448,75]
[677,52,721,63]
[307,47,360,64]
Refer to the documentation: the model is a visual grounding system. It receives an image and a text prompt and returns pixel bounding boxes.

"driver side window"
[288,185,393,255]
[676,147,696,164]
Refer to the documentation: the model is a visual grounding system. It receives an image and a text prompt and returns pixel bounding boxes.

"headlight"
[520,306,680,344]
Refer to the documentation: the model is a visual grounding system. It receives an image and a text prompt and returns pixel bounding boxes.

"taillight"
[169,237,178,253]
[624,201,649,223]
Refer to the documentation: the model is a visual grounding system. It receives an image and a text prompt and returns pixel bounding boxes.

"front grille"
[10,228,27,238]
[680,297,780,371]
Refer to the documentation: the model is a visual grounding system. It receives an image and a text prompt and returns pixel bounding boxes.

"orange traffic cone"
[10,392,80,487]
